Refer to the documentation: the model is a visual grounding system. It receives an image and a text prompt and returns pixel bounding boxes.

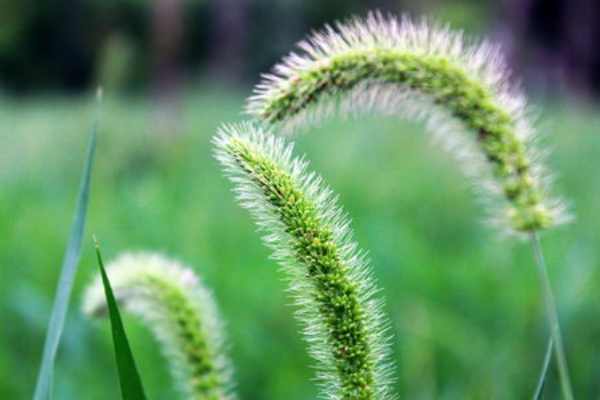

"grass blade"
[533,338,554,400]
[93,237,148,400]
[33,89,102,400]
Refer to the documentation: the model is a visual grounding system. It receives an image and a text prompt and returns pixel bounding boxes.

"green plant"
[247,13,567,234]
[78,11,577,400]
[84,252,233,400]
[245,12,573,400]
[92,237,148,400]
[33,90,101,400]
[215,123,393,399]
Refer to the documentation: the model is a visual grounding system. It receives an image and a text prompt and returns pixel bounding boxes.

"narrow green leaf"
[93,237,148,400]
[533,338,554,400]
[33,89,102,400]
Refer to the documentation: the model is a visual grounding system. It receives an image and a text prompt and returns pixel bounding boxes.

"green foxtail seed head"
[83,252,234,400]
[214,123,394,400]
[247,12,569,235]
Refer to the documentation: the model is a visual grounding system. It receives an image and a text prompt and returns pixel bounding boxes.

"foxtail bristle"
[247,11,570,234]
[83,251,235,400]
[214,122,395,399]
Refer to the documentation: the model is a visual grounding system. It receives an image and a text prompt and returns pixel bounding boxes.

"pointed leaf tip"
[94,238,148,400]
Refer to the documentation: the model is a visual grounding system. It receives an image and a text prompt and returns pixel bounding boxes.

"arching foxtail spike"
[214,123,394,400]
[83,252,235,400]
[247,12,569,234]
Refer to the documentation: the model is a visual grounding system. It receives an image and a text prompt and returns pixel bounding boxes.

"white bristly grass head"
[247,11,570,236]
[214,122,394,400]
[83,251,234,400]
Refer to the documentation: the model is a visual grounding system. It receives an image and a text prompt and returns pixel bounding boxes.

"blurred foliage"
[431,0,489,31]
[0,0,488,93]
[96,34,139,92]
[0,0,35,58]
[0,90,599,399]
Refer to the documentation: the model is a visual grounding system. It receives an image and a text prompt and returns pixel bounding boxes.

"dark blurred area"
[0,0,599,99]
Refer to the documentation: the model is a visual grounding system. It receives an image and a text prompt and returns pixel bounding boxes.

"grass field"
[1,89,599,399]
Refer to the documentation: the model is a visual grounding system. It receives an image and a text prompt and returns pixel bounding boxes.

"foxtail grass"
[248,12,574,399]
[247,12,568,234]
[215,123,394,400]
[84,251,234,400]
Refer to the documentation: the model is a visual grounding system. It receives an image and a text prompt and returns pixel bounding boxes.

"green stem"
[532,337,553,400]
[530,232,574,400]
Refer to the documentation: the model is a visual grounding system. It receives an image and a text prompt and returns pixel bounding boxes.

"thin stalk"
[532,337,553,400]
[530,231,574,400]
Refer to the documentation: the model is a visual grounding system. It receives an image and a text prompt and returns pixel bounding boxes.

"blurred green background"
[1,91,599,399]
[1,0,600,399]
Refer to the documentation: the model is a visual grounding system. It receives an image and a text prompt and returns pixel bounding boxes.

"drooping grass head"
[247,12,568,234]
[214,123,394,399]
[83,252,234,400]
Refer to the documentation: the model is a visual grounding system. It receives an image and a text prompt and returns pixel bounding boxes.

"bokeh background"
[1,0,599,399]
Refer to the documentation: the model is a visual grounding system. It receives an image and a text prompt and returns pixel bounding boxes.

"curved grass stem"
[530,232,574,400]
